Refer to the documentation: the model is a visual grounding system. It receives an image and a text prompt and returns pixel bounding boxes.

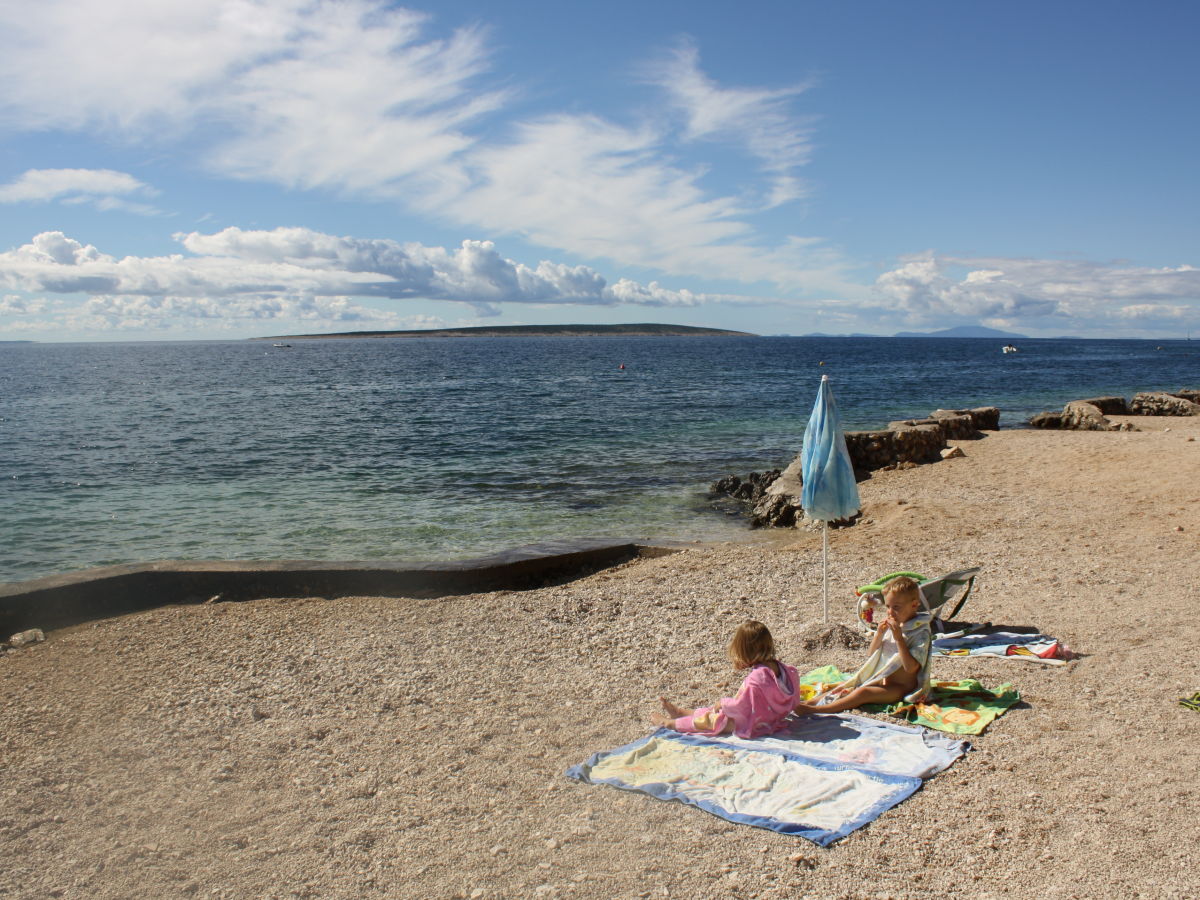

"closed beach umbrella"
[801,374,861,623]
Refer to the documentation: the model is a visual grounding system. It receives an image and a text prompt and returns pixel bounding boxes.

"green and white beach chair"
[855,567,981,634]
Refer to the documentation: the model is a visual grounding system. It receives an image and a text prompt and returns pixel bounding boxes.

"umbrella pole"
[822,522,829,624]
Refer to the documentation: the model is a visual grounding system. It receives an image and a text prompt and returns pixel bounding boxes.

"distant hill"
[892,325,1028,339]
[255,323,755,340]
[801,332,882,338]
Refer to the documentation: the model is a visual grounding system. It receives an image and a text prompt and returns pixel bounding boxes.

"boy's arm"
[867,622,887,654]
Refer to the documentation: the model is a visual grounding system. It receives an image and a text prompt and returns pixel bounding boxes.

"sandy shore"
[2,416,1199,899]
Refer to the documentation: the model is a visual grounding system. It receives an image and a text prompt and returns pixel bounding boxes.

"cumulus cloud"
[0,228,723,325]
[0,168,160,214]
[874,254,1200,328]
[0,0,840,292]
[0,293,49,314]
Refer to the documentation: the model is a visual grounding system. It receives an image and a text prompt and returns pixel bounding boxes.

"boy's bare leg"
[794,683,907,715]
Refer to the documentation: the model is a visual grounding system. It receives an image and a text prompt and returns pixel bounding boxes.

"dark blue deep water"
[2,336,1196,582]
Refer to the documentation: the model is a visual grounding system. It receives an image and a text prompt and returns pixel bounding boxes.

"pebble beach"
[2,414,1199,899]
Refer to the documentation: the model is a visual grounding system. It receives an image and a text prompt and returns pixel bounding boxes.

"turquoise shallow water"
[2,335,1196,582]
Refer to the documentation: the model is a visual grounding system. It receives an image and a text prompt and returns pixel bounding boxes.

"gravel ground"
[2,416,1199,899]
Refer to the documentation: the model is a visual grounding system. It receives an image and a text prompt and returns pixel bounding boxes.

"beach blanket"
[566,730,921,846]
[565,713,967,845]
[706,711,966,779]
[1180,691,1200,712]
[800,666,1020,735]
[933,630,1077,665]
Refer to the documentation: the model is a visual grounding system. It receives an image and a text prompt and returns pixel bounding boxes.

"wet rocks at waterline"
[711,406,998,528]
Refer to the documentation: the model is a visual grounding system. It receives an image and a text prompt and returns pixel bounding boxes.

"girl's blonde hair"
[727,619,776,670]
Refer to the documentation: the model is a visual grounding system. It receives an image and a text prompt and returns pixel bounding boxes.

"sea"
[2,335,1196,584]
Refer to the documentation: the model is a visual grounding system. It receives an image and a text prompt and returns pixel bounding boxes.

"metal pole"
[822,522,829,624]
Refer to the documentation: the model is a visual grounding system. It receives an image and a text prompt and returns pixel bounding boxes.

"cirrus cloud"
[0,0,842,293]
[0,168,161,215]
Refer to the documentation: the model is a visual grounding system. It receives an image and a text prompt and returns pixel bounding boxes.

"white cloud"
[643,40,814,208]
[0,168,160,214]
[0,228,724,322]
[0,293,49,314]
[0,0,843,292]
[873,254,1200,329]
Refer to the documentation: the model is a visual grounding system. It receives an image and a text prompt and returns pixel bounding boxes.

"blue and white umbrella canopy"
[801,375,861,622]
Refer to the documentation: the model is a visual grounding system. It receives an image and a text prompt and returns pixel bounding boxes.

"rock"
[1174,388,1200,404]
[1029,401,1132,431]
[1062,401,1119,431]
[709,470,781,507]
[941,446,965,459]
[1130,392,1200,416]
[9,629,45,647]
[750,458,803,527]
[1078,396,1130,415]
[1028,411,1065,429]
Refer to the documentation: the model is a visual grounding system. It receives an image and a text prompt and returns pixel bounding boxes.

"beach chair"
[855,567,981,634]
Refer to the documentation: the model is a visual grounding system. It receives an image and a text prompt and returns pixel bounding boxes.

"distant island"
[891,325,1029,339]
[798,326,1031,339]
[253,323,756,340]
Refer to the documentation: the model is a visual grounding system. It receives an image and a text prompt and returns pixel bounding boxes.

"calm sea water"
[2,336,1196,582]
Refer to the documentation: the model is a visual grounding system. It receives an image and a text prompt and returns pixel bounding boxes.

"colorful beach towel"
[799,666,1020,735]
[565,713,967,845]
[566,730,922,846]
[1180,691,1200,712]
[882,680,1021,735]
[933,630,1077,665]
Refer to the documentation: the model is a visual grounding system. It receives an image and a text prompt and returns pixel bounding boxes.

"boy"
[794,575,932,714]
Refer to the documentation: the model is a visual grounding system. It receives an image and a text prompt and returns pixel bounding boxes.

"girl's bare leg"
[659,697,692,718]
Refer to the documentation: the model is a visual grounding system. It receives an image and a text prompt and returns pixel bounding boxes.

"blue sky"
[1,0,1197,341]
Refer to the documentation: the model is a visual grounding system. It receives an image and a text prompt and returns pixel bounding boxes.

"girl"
[794,575,933,715]
[651,619,799,739]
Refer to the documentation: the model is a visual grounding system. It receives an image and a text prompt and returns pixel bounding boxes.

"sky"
[1,0,1198,342]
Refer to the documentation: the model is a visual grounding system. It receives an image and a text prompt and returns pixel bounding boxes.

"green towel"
[798,667,1020,735]
[1181,691,1200,712]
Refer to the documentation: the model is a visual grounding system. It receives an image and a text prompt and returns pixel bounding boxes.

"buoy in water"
[618,363,626,370]
[819,361,825,366]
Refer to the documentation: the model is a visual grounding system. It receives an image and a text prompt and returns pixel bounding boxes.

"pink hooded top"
[682,661,800,739]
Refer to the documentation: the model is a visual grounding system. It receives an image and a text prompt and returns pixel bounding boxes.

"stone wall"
[843,430,896,472]
[887,422,947,463]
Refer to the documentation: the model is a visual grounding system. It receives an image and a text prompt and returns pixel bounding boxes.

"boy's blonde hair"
[727,619,776,670]
[882,575,922,605]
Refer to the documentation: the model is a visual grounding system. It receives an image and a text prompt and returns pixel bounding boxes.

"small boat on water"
[1001,344,1019,354]
[272,343,292,348]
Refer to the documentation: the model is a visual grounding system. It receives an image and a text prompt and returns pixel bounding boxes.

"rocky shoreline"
[713,388,1199,527]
